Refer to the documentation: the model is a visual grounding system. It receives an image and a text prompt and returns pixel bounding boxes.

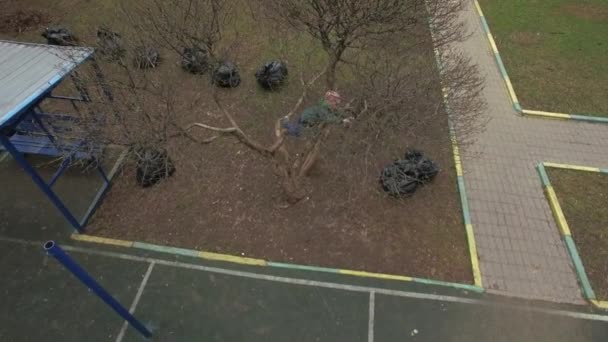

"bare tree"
[61,0,483,203]
[129,0,229,55]
[260,0,467,90]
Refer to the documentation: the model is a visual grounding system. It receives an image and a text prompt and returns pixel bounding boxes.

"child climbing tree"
[71,0,484,205]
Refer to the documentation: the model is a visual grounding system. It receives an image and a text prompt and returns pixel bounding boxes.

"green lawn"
[547,168,608,300]
[479,0,608,116]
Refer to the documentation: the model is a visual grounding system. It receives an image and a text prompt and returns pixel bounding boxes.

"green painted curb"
[514,102,522,113]
[495,57,509,79]
[267,262,340,274]
[564,236,596,300]
[457,176,472,225]
[480,16,491,34]
[537,164,551,187]
[570,115,608,123]
[412,277,484,293]
[133,241,200,258]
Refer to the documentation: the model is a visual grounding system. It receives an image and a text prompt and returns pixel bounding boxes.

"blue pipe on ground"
[43,240,152,339]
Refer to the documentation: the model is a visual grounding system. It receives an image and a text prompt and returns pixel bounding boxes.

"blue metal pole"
[44,241,152,339]
[0,133,83,232]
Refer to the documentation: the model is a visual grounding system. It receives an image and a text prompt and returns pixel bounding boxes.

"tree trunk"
[274,154,306,204]
[326,56,340,90]
[281,174,305,204]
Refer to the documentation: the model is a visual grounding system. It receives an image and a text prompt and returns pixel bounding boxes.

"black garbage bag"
[380,150,440,197]
[380,160,419,197]
[416,158,439,182]
[42,27,77,46]
[255,60,288,90]
[212,61,241,88]
[404,149,424,163]
[133,47,161,69]
[135,148,176,188]
[181,47,209,74]
[404,149,439,183]
[96,27,125,60]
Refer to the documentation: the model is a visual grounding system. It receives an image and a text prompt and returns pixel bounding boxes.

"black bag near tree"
[135,148,176,188]
[380,160,419,197]
[380,149,440,197]
[404,149,440,182]
[255,60,288,90]
[133,46,161,69]
[212,61,241,88]
[181,47,209,74]
[42,27,77,46]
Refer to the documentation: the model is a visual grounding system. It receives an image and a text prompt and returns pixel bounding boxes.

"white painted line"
[115,261,155,342]
[368,292,375,342]
[0,152,8,163]
[3,236,608,323]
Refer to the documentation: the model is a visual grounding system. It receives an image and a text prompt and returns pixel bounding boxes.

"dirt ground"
[2,0,473,283]
[547,168,608,300]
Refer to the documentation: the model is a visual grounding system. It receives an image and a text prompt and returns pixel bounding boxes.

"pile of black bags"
[380,150,440,197]
[212,61,241,88]
[255,60,288,90]
[181,47,209,74]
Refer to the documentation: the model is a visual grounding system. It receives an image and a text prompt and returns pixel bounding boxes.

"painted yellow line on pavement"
[339,269,413,282]
[522,110,571,120]
[199,251,267,266]
[543,163,601,173]
[70,233,134,247]
[545,187,572,236]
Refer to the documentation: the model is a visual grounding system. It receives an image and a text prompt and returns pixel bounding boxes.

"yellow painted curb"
[455,162,464,177]
[466,224,483,287]
[339,269,413,282]
[452,145,463,177]
[199,251,267,266]
[487,33,499,54]
[504,76,520,106]
[474,0,484,16]
[70,233,134,247]
[591,300,608,310]
[544,187,572,236]
[451,143,464,174]
[543,163,601,173]
[522,109,571,120]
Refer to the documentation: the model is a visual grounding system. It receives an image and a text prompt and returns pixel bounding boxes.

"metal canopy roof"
[0,40,93,127]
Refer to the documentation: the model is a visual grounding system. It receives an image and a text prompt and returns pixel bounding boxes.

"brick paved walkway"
[458,0,608,304]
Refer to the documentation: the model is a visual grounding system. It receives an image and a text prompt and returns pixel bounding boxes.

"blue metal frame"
[44,241,153,339]
[0,54,112,233]
[0,133,83,230]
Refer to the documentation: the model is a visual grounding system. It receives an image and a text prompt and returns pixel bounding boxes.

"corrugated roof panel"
[0,40,94,127]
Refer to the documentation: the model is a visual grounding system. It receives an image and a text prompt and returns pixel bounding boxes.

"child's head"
[324,90,342,110]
